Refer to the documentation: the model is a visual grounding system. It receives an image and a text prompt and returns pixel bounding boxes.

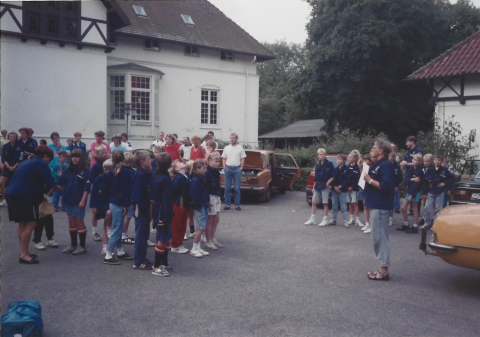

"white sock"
[404,221,409,226]
[356,217,360,220]
[193,243,199,250]
[122,232,127,238]
[389,217,392,221]
[92,227,98,234]
[366,222,370,226]
[413,223,418,228]
[105,252,113,259]
[117,247,125,255]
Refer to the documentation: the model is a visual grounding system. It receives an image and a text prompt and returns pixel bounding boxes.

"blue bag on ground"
[1,300,43,337]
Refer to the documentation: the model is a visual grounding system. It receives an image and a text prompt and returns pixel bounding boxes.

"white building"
[407,30,480,158]
[0,0,275,149]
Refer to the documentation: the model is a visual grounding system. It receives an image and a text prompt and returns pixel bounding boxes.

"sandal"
[122,237,135,244]
[367,270,390,281]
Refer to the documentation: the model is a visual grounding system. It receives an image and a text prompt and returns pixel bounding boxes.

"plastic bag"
[1,300,43,337]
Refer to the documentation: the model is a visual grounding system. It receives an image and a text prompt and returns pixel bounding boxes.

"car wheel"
[278,187,286,194]
[259,185,271,203]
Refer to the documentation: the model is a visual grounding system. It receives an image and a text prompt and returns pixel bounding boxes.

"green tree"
[294,0,480,144]
[447,0,480,43]
[258,41,306,135]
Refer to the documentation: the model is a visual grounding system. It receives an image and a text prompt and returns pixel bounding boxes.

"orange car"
[420,205,480,271]
[218,150,300,202]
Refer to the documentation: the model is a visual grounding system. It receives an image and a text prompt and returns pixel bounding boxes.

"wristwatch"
[368,179,373,185]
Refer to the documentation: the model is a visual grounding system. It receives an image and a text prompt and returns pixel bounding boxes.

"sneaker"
[344,221,350,228]
[347,216,355,225]
[405,226,418,234]
[201,236,207,243]
[147,240,155,247]
[363,227,372,234]
[104,257,121,265]
[107,229,112,238]
[152,266,170,277]
[171,246,189,254]
[93,233,101,242]
[122,235,134,244]
[361,223,370,231]
[62,245,77,254]
[356,219,364,227]
[151,228,157,234]
[117,253,133,260]
[190,249,203,258]
[318,218,329,227]
[164,265,173,272]
[327,219,336,226]
[0,199,7,207]
[197,247,210,256]
[189,232,195,238]
[304,215,316,226]
[396,225,409,231]
[46,240,59,248]
[184,233,188,240]
[35,242,46,250]
[72,246,87,255]
[133,261,153,270]
[389,217,393,226]
[101,248,107,255]
[205,242,218,250]
[213,239,223,248]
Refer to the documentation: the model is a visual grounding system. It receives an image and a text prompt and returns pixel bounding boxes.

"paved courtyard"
[1,191,480,336]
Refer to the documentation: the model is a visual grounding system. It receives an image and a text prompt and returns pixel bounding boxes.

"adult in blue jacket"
[364,139,395,281]
[5,145,60,264]
[0,131,20,207]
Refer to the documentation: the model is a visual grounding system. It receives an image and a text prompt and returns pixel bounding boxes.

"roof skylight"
[181,14,195,27]
[132,5,147,17]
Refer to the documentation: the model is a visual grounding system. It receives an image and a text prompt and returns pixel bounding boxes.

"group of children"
[304,146,454,235]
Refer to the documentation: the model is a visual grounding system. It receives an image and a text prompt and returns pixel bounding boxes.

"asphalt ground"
[1,191,480,337]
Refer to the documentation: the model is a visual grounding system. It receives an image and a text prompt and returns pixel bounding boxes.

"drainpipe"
[245,56,257,147]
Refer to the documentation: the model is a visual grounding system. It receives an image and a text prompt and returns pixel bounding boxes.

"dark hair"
[111,134,122,142]
[58,151,68,157]
[67,149,87,172]
[34,145,54,160]
[193,158,207,173]
[18,127,29,135]
[50,132,60,140]
[111,149,125,175]
[363,154,371,161]
[434,153,445,161]
[208,131,214,136]
[94,130,105,138]
[337,153,347,161]
[121,133,128,140]
[28,128,34,134]
[155,152,172,174]
[406,136,416,144]
[39,139,47,145]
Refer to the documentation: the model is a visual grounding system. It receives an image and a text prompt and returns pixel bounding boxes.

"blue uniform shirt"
[393,162,402,188]
[332,164,349,192]
[106,167,132,208]
[313,160,334,190]
[89,174,109,211]
[18,139,36,163]
[57,167,91,205]
[150,171,174,223]
[1,141,21,166]
[424,166,454,195]
[90,160,104,184]
[204,165,221,197]
[404,145,423,175]
[404,166,425,196]
[5,157,56,205]
[172,173,191,207]
[190,173,209,210]
[348,163,361,191]
[131,168,151,216]
[365,157,395,210]
[70,141,87,155]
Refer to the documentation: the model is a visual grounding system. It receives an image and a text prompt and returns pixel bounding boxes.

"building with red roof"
[407,30,480,156]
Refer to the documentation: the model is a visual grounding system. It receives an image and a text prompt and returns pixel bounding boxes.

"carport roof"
[258,119,327,139]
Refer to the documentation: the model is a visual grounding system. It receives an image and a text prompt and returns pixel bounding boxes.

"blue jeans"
[370,209,390,267]
[134,213,150,265]
[224,166,241,207]
[424,192,444,226]
[52,190,66,209]
[443,192,449,208]
[331,191,348,223]
[107,203,124,254]
[394,190,400,212]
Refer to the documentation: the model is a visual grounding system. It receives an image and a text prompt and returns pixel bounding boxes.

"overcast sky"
[208,0,480,45]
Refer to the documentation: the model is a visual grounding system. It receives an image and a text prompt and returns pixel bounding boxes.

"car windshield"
[461,160,480,179]
[326,156,350,167]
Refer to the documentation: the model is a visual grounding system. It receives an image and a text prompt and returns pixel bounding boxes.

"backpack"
[1,300,43,337]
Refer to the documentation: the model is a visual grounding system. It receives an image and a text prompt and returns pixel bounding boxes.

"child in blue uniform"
[131,151,153,270]
[103,149,133,265]
[122,152,136,244]
[388,152,402,226]
[347,150,362,226]
[399,154,425,233]
[328,153,350,227]
[204,152,223,250]
[57,149,91,255]
[150,152,174,276]
[170,160,191,254]
[304,148,335,226]
[89,144,109,242]
[0,131,20,207]
[90,159,113,254]
[189,159,210,258]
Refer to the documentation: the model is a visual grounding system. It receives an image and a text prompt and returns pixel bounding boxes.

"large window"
[108,74,157,122]
[201,90,218,125]
[23,1,81,40]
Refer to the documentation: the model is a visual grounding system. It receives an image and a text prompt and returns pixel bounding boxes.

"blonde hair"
[193,158,207,173]
[169,159,181,180]
[191,134,201,142]
[74,131,82,137]
[413,153,423,161]
[208,152,221,162]
[185,160,194,175]
[317,148,326,154]
[111,149,124,175]
[206,139,217,150]
[123,152,134,167]
[423,154,433,162]
[134,150,150,167]
[154,145,164,153]
[103,159,113,169]
[95,144,107,152]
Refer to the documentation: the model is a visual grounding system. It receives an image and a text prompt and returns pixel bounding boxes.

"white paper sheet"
[358,163,369,190]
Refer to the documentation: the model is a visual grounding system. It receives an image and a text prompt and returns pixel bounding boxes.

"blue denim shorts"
[194,206,208,230]
[358,188,366,200]
[66,203,86,218]
[347,190,359,203]
[405,192,421,203]
[124,204,135,218]
[312,188,329,204]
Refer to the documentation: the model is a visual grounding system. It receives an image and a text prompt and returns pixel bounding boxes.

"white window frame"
[107,70,160,126]
[201,88,219,126]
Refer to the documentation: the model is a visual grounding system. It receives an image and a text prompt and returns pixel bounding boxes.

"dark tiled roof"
[108,62,165,76]
[114,0,275,61]
[258,119,327,139]
[407,30,480,80]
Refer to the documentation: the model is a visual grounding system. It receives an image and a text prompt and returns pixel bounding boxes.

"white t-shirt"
[222,144,246,167]
[201,140,219,151]
[179,144,193,160]
[152,139,166,148]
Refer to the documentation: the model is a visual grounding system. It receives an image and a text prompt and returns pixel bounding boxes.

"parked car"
[218,150,300,202]
[420,204,480,271]
[450,159,480,205]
